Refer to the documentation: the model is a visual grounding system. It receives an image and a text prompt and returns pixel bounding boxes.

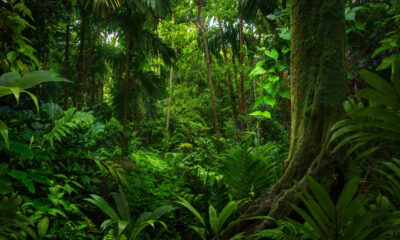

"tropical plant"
[176,197,249,240]
[219,141,277,200]
[42,107,95,148]
[256,176,395,240]
[375,158,400,208]
[0,1,39,73]
[0,192,37,239]
[85,187,174,239]
[0,71,68,149]
[330,54,400,162]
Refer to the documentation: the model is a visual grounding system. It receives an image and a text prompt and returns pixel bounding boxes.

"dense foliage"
[1,0,400,239]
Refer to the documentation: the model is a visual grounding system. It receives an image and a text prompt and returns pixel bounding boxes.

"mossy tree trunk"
[239,0,347,234]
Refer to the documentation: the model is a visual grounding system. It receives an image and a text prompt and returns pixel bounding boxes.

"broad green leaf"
[371,45,391,58]
[306,176,336,222]
[376,54,396,71]
[129,220,167,240]
[249,66,266,78]
[345,8,356,21]
[209,204,218,234]
[176,197,206,228]
[0,120,9,150]
[356,88,400,109]
[266,49,279,61]
[37,216,49,238]
[0,71,70,90]
[6,51,18,63]
[359,69,397,97]
[190,226,206,240]
[216,201,239,235]
[392,54,400,95]
[249,111,271,119]
[294,181,332,237]
[336,177,360,216]
[279,32,290,41]
[279,89,290,99]
[355,21,365,31]
[84,194,119,221]
[264,95,275,107]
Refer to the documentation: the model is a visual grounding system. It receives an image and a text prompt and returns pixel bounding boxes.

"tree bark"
[215,0,240,143]
[122,33,131,155]
[239,16,247,120]
[76,0,87,110]
[165,65,173,132]
[197,0,220,140]
[239,0,347,235]
[62,11,71,110]
[232,54,243,131]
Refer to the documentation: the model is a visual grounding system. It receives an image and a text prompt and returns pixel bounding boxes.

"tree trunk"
[232,54,243,130]
[239,16,247,120]
[63,11,71,110]
[76,0,87,111]
[239,0,347,234]
[254,76,261,146]
[87,33,96,106]
[100,58,105,109]
[122,33,131,155]
[166,65,173,133]
[197,0,220,140]
[215,1,240,143]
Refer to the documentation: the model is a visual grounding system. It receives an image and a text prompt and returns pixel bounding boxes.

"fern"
[330,54,400,162]
[93,158,128,186]
[220,141,277,200]
[42,107,95,148]
[375,158,400,208]
[285,176,395,240]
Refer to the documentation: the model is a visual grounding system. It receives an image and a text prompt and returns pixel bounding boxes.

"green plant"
[85,187,174,240]
[176,197,250,240]
[258,176,394,240]
[0,193,37,239]
[330,54,400,162]
[0,71,68,149]
[42,107,95,148]
[0,1,39,73]
[219,141,277,200]
[375,158,400,208]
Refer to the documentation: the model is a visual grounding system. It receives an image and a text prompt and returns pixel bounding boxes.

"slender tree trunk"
[76,1,86,110]
[239,16,248,123]
[166,66,173,132]
[100,58,105,109]
[254,76,261,146]
[232,54,243,130]
[87,33,96,106]
[215,0,240,143]
[239,0,347,234]
[62,12,71,110]
[197,0,220,140]
[122,33,131,155]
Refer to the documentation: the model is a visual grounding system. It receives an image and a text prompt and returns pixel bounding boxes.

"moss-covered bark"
[239,0,347,235]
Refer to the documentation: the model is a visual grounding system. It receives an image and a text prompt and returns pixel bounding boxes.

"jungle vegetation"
[1,0,400,239]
